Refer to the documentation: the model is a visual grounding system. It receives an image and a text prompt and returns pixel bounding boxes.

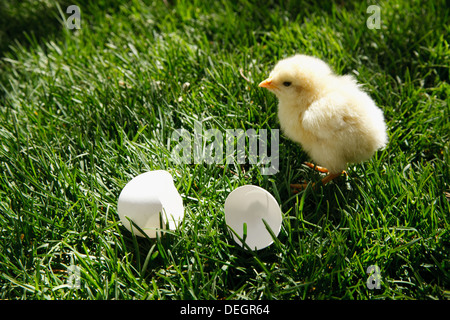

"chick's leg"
[290,171,343,193]
[319,172,342,185]
[290,162,328,191]
[304,162,329,173]
[290,182,311,191]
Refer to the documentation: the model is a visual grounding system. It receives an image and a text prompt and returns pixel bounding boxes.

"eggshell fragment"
[224,185,282,250]
[117,170,184,238]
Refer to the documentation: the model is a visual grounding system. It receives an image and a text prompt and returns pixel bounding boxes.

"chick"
[259,54,387,190]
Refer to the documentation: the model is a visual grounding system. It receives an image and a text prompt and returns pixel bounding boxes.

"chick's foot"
[290,172,343,193]
[290,182,310,193]
[320,172,343,185]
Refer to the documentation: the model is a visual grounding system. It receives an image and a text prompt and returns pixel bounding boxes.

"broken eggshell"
[117,170,184,238]
[224,185,282,250]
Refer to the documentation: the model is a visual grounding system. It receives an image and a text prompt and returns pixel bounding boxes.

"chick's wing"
[301,93,357,141]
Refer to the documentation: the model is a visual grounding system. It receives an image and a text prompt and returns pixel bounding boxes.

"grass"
[0,0,449,300]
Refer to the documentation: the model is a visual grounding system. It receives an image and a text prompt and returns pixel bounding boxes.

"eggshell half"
[224,185,282,250]
[117,170,184,238]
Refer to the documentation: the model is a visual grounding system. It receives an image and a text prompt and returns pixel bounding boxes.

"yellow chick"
[259,54,388,190]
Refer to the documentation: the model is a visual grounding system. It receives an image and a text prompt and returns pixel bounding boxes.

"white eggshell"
[117,170,184,238]
[224,185,282,250]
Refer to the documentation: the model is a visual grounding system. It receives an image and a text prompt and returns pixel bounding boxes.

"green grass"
[0,0,449,300]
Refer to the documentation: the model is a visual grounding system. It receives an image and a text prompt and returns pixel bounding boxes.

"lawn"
[0,0,449,300]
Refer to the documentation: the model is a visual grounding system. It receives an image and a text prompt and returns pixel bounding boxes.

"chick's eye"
[283,81,292,87]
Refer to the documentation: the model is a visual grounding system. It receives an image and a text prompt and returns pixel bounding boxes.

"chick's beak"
[259,78,277,90]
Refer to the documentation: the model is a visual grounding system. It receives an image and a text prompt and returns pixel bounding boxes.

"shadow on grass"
[0,1,71,56]
[0,0,130,57]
